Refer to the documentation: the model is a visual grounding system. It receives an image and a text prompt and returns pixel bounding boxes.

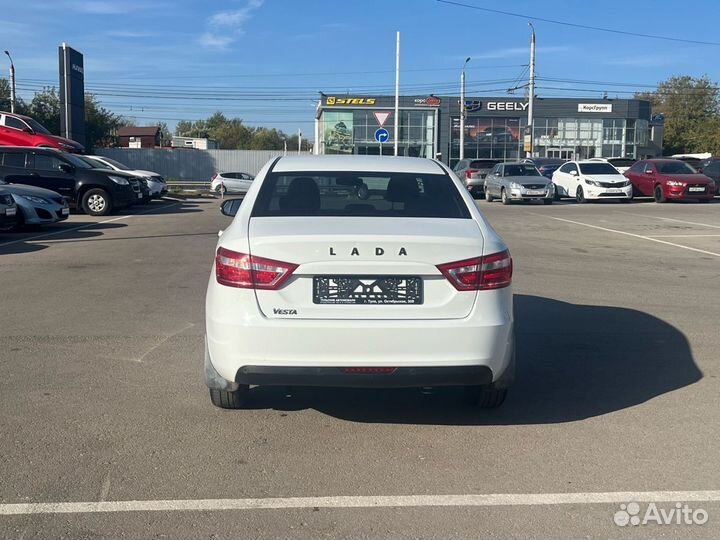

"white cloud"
[197,33,235,49]
[67,1,152,14]
[201,0,264,48]
[469,45,572,60]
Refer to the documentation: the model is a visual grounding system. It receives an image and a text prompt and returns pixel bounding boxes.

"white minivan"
[205,156,515,409]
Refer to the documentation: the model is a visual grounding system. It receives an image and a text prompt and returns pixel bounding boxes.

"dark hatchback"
[0,147,146,216]
[524,158,566,178]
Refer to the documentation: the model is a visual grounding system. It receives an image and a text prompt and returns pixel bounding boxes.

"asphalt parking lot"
[1,196,719,539]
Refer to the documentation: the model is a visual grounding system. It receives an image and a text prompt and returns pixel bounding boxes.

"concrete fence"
[94,148,308,180]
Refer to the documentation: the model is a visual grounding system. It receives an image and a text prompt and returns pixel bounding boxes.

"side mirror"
[59,163,74,173]
[220,198,242,217]
[570,170,578,176]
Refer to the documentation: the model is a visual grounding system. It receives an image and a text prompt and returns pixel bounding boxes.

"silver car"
[210,172,254,195]
[452,158,501,198]
[484,162,555,205]
[0,180,70,226]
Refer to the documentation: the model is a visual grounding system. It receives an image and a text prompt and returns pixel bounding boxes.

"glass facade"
[450,116,525,164]
[531,117,650,160]
[320,109,435,157]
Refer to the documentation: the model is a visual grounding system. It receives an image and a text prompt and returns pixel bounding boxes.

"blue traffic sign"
[374,128,390,143]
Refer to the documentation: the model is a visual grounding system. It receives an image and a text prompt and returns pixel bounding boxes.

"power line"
[436,0,720,46]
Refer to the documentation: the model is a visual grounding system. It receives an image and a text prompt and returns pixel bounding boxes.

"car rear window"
[469,160,500,169]
[1,152,27,168]
[252,171,471,219]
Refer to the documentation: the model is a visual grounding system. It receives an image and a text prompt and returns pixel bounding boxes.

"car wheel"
[576,187,586,204]
[465,385,507,408]
[485,185,494,202]
[543,198,553,205]
[209,386,250,409]
[654,185,666,203]
[501,188,511,205]
[81,188,113,216]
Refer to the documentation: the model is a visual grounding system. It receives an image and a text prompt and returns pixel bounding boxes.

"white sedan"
[552,160,633,203]
[210,171,254,195]
[84,155,167,197]
[205,155,515,409]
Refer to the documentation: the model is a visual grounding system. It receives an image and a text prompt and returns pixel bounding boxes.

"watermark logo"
[614,502,709,527]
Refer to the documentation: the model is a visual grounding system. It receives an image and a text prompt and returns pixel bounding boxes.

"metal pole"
[298,129,302,155]
[459,57,470,161]
[4,51,15,113]
[527,23,536,158]
[394,31,400,156]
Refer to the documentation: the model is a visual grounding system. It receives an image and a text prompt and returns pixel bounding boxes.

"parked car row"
[0,146,168,230]
[474,157,717,205]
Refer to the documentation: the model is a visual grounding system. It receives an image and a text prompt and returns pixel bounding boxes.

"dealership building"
[314,94,663,166]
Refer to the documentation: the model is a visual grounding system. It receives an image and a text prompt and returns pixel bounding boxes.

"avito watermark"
[614,502,709,527]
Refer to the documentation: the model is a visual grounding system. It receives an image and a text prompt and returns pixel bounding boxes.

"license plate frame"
[5,208,16,216]
[313,276,423,305]
[688,187,705,192]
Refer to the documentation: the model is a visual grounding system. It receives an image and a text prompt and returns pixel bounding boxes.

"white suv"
[205,156,515,409]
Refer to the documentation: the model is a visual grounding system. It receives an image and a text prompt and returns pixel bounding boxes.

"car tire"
[485,185,494,202]
[543,199,553,205]
[81,188,113,216]
[501,188,511,205]
[576,187,586,204]
[654,185,666,203]
[209,386,250,409]
[465,385,507,408]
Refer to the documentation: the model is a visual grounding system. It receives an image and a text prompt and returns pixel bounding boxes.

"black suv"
[0,147,146,216]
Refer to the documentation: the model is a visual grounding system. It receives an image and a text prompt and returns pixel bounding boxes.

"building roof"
[118,126,160,137]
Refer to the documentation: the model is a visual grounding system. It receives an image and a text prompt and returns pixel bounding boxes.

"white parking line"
[627,215,720,229]
[0,203,183,249]
[2,491,720,515]
[546,216,720,257]
[648,234,720,238]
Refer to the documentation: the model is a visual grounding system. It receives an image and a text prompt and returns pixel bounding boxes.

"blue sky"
[4,0,720,138]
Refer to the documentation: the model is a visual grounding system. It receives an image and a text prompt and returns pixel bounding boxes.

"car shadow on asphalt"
[121,199,207,215]
[244,294,703,425]
[0,222,127,255]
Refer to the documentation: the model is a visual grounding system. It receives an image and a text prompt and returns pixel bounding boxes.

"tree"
[636,76,720,154]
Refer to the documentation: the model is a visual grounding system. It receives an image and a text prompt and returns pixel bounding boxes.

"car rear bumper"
[234,365,494,388]
[205,285,514,388]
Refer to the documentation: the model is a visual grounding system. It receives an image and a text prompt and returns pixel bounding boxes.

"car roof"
[502,161,534,166]
[273,155,444,174]
[0,111,31,120]
[0,145,62,153]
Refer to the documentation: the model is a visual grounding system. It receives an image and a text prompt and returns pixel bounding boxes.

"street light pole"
[4,50,16,114]
[527,24,536,158]
[459,57,470,161]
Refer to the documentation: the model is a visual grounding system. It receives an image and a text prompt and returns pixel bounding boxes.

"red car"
[0,111,85,153]
[624,159,716,202]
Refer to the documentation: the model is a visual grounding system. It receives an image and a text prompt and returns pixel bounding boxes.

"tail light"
[437,250,512,291]
[465,169,477,178]
[215,247,297,289]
